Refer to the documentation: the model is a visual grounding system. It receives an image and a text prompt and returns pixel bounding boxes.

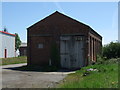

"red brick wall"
[27,12,102,67]
[88,32,102,63]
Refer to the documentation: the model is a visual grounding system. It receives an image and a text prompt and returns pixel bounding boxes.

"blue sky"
[2,2,118,45]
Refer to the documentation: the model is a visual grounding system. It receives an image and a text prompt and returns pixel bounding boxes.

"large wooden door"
[74,36,84,68]
[60,36,84,69]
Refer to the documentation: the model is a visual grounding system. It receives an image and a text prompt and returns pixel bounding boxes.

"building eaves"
[0,31,16,37]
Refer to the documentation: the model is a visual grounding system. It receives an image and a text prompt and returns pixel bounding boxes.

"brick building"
[19,43,27,56]
[27,11,102,69]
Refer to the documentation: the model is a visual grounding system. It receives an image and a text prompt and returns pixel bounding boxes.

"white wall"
[0,33,15,58]
[0,33,2,58]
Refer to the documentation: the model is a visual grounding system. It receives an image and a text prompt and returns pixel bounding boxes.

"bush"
[96,55,105,64]
[102,42,120,59]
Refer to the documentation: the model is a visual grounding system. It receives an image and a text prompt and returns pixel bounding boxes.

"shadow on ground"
[3,65,78,72]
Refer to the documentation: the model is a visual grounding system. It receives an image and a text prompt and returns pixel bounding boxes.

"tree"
[102,42,120,59]
[15,33,21,51]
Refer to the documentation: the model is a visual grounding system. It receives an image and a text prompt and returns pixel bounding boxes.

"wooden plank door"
[75,39,84,68]
[60,36,84,69]
[60,36,70,69]
[70,36,84,69]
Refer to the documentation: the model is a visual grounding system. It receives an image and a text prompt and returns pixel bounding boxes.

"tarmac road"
[2,63,75,88]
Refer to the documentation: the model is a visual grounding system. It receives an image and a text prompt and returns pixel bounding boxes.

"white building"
[0,31,16,58]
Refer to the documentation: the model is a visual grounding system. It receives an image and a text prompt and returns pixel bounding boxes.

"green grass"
[0,56,27,65]
[59,58,118,88]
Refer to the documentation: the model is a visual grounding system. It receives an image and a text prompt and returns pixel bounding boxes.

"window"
[38,43,43,49]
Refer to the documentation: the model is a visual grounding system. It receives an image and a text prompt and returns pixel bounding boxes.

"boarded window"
[38,43,43,48]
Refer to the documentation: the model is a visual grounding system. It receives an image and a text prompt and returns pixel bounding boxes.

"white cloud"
[54,2,65,13]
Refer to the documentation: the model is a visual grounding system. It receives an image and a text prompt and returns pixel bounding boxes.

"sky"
[2,2,118,45]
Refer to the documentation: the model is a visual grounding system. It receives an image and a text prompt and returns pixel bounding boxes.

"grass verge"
[59,58,118,88]
[0,56,27,65]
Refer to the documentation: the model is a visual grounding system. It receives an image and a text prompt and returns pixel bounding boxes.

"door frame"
[4,49,7,58]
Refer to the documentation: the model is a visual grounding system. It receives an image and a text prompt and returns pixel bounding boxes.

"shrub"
[102,42,120,59]
[96,55,105,64]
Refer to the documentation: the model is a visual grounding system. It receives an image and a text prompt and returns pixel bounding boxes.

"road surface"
[2,63,75,88]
